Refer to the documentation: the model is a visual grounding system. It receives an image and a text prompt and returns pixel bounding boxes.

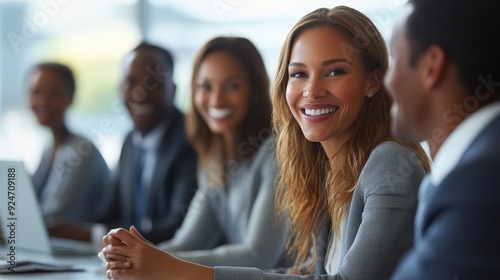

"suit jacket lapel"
[147,111,180,217]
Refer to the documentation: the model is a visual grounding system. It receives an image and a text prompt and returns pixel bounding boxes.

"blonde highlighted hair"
[272,6,430,272]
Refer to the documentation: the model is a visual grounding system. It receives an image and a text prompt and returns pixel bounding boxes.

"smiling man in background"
[98,43,198,244]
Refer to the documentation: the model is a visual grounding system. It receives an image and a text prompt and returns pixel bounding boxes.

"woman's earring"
[367,92,374,98]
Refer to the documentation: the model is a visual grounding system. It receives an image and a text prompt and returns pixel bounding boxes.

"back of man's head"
[406,0,500,95]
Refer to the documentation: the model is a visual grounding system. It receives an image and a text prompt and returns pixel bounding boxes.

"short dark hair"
[133,42,175,73]
[34,62,76,96]
[407,0,500,93]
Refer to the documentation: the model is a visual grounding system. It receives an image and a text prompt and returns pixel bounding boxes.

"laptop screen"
[0,160,53,254]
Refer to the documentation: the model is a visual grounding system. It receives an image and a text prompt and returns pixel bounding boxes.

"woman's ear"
[366,68,383,97]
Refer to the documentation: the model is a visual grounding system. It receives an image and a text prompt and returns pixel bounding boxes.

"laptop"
[0,160,96,255]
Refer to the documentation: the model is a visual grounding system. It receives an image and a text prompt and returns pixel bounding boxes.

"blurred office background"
[0,0,404,172]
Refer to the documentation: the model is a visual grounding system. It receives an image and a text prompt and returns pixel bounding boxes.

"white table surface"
[0,247,105,280]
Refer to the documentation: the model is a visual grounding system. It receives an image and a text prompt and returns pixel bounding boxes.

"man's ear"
[366,68,383,97]
[419,45,447,90]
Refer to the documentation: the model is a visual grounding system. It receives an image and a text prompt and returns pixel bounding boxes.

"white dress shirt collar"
[132,120,167,152]
[431,101,500,185]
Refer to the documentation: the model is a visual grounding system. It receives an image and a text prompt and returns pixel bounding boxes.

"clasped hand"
[99,226,182,280]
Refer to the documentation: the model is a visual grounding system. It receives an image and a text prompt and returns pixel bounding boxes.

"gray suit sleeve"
[215,142,425,280]
[336,142,423,280]
[215,267,335,280]
[158,186,223,252]
[172,153,287,268]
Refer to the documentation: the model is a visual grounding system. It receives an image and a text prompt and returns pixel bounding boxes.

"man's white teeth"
[304,107,337,116]
[209,107,233,119]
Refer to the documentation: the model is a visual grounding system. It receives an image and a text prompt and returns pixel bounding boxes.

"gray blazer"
[33,134,110,223]
[159,137,288,269]
[215,141,426,280]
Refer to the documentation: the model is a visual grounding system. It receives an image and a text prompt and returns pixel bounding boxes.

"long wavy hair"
[272,6,431,272]
[186,37,272,188]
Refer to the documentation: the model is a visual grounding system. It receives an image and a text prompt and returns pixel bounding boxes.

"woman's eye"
[290,72,306,78]
[327,69,345,77]
[198,83,211,91]
[226,82,240,90]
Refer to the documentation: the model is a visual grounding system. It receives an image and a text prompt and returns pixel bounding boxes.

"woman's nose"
[303,78,327,99]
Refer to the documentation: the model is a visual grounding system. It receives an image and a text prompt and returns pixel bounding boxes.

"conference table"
[0,247,105,280]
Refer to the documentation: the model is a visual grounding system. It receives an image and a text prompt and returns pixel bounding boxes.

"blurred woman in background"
[30,62,110,228]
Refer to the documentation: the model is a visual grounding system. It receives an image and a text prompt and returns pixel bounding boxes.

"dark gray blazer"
[391,115,500,280]
[33,134,110,223]
[215,141,426,280]
[100,107,197,244]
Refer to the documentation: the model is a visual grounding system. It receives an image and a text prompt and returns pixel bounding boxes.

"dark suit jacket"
[100,107,197,244]
[391,115,500,280]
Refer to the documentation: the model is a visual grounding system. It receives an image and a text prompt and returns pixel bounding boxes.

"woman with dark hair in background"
[29,63,110,227]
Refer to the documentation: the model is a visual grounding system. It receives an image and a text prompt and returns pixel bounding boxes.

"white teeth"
[130,103,155,114]
[208,107,233,119]
[304,107,337,116]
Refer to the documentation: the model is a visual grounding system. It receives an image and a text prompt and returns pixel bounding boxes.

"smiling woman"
[28,62,110,224]
[269,6,431,277]
[194,51,252,139]
[186,37,273,186]
[286,25,372,150]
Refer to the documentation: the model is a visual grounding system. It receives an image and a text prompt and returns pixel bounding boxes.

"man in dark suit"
[384,0,500,279]
[99,43,197,244]
[47,43,197,244]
